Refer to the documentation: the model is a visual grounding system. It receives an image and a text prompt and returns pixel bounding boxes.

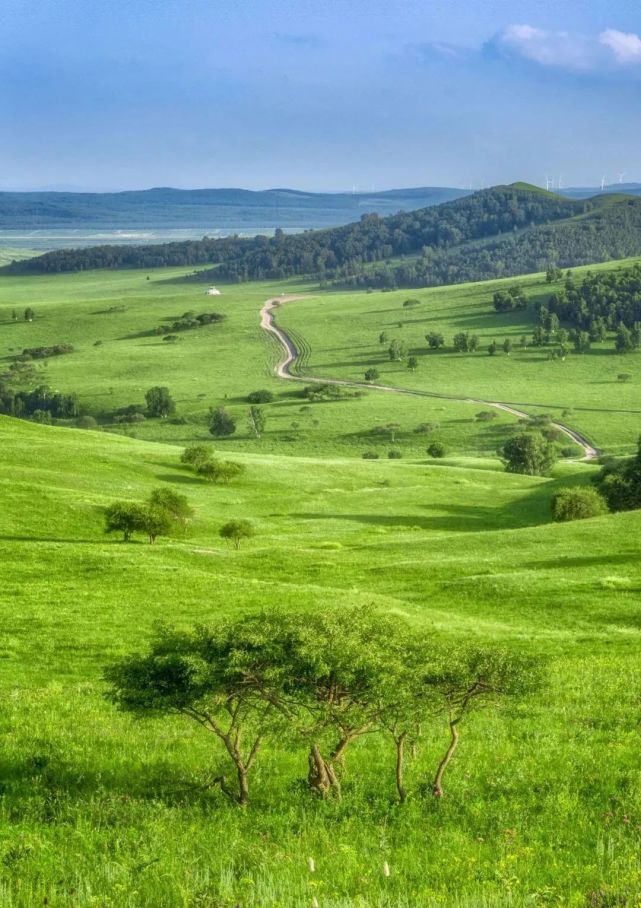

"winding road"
[260,295,599,460]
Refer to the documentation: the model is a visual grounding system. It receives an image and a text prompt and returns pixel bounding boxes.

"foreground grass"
[1,417,641,905]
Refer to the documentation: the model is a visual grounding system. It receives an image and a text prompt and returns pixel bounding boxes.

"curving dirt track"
[260,295,599,460]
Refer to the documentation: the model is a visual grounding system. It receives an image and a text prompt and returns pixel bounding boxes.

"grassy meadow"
[278,258,641,455]
[1,261,641,904]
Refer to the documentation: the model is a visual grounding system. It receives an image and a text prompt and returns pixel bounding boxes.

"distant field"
[2,416,641,905]
[0,246,36,265]
[278,257,641,454]
[0,267,527,459]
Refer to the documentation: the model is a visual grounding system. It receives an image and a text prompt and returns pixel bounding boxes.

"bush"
[617,373,632,383]
[362,451,379,460]
[552,487,608,522]
[388,449,402,459]
[475,410,497,422]
[415,422,439,433]
[76,415,98,429]
[427,442,446,458]
[247,390,274,404]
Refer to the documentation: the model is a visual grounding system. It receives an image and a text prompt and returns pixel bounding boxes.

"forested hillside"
[8,186,641,289]
[1,185,583,277]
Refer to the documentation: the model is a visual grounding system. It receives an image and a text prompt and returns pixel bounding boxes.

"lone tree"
[247,406,266,439]
[220,519,255,549]
[145,386,175,418]
[407,356,418,371]
[502,431,557,476]
[209,406,236,437]
[364,368,380,382]
[24,307,35,322]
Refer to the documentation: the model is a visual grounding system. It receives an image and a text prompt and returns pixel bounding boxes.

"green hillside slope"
[1,415,641,904]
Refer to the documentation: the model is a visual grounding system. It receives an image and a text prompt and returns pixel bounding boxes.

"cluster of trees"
[0,384,79,421]
[20,343,74,360]
[105,488,194,544]
[141,310,225,338]
[302,383,361,403]
[180,444,245,484]
[105,607,541,806]
[492,286,527,313]
[595,437,641,512]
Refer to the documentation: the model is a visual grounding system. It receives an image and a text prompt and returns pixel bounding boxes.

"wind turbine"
[617,172,626,184]
[558,174,563,190]
[545,175,552,191]
[601,175,607,191]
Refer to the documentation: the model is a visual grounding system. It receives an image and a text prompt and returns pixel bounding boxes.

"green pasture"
[0,417,640,905]
[0,268,526,458]
[278,257,641,455]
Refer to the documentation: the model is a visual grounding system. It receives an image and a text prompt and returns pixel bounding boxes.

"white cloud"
[492,24,592,70]
[599,29,641,64]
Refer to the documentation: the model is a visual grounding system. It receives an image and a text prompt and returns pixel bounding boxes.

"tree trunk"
[308,744,331,797]
[432,720,459,798]
[395,732,407,804]
[236,764,249,806]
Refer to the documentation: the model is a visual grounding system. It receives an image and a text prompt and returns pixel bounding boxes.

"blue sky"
[2,0,641,191]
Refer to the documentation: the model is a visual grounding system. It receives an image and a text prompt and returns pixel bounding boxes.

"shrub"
[617,373,632,383]
[247,390,274,404]
[181,444,213,468]
[552,487,608,522]
[415,422,439,434]
[427,442,446,458]
[475,410,497,422]
[76,415,98,429]
[388,449,402,459]
[362,451,379,460]
[220,519,255,549]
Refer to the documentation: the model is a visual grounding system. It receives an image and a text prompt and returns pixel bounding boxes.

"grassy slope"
[0,268,524,458]
[278,257,641,454]
[1,417,641,905]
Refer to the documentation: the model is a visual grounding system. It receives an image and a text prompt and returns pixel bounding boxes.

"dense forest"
[548,262,641,330]
[2,186,583,277]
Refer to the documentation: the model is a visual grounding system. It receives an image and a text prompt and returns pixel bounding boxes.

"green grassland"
[278,257,641,455]
[2,260,641,905]
[1,415,641,906]
[0,268,526,458]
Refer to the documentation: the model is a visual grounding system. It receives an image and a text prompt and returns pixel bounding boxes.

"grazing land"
[2,252,641,905]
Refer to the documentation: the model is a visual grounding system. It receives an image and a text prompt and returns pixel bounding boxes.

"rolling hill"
[8,184,641,291]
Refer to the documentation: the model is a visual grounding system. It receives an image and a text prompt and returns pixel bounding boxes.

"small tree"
[247,390,274,404]
[180,444,214,469]
[430,646,541,797]
[615,324,634,354]
[427,442,446,458]
[617,373,633,383]
[552,487,608,522]
[379,331,389,345]
[247,406,266,439]
[503,338,512,355]
[502,431,557,476]
[197,459,245,484]
[105,623,284,806]
[388,339,407,362]
[364,368,380,382]
[487,341,498,356]
[24,307,35,322]
[426,332,445,349]
[407,356,418,371]
[145,386,175,418]
[220,519,255,549]
[141,505,174,544]
[149,488,194,530]
[209,407,236,437]
[104,502,147,542]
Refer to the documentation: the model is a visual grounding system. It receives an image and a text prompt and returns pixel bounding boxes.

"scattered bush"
[427,442,446,458]
[362,451,379,459]
[388,449,402,459]
[552,487,608,522]
[247,389,274,404]
[20,343,74,360]
[220,519,255,549]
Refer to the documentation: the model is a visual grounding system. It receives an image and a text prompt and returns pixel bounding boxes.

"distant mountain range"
[0,186,469,231]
